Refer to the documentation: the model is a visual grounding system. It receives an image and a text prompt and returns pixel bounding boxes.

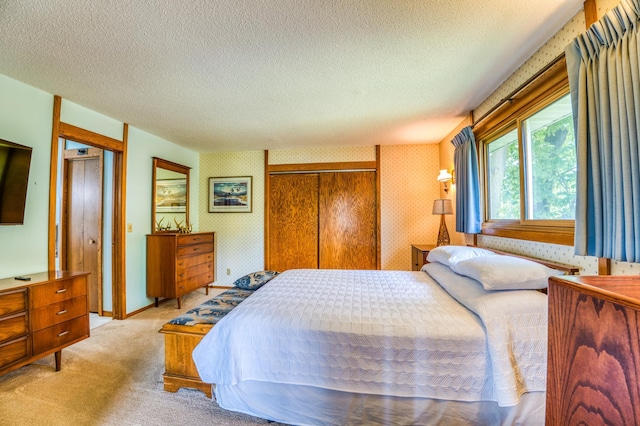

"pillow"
[426,245,497,268]
[233,270,279,290]
[452,255,560,290]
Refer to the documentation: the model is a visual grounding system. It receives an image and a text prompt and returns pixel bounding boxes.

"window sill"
[481,222,574,246]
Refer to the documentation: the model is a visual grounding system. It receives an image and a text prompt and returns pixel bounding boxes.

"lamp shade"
[432,199,453,215]
[437,169,452,182]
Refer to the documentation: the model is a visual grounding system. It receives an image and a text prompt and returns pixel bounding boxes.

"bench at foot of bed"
[159,286,256,397]
[160,322,214,397]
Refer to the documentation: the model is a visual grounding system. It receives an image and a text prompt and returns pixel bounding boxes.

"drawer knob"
[57,309,68,315]
[192,247,200,252]
[56,288,68,294]
[58,330,69,337]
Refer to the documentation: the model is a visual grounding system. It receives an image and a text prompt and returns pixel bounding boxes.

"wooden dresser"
[146,232,215,308]
[0,270,90,376]
[546,275,640,425]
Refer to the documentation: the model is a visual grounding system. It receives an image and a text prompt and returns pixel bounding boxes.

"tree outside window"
[485,93,576,223]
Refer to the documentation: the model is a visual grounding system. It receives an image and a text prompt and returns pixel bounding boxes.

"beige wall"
[198,144,448,285]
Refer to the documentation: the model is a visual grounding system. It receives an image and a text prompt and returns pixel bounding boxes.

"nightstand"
[411,244,436,271]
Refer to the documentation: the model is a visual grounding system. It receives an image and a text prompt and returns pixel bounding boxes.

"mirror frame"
[151,157,191,233]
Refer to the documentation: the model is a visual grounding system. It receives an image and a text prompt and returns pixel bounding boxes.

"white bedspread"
[193,267,547,407]
[423,262,548,406]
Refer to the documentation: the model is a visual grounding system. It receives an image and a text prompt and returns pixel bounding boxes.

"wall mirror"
[152,157,191,233]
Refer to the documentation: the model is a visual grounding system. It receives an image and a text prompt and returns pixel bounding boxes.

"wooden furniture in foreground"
[146,232,215,309]
[546,275,640,425]
[0,271,90,376]
[411,244,436,271]
[160,322,213,398]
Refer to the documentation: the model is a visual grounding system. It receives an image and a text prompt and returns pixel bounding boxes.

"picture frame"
[155,178,187,213]
[208,176,252,213]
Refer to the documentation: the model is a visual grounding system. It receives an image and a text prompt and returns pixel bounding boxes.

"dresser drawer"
[31,296,87,332]
[177,271,214,295]
[32,315,89,355]
[0,313,28,345]
[177,262,213,282]
[0,290,27,318]
[177,242,213,258]
[0,336,29,370]
[31,276,87,309]
[177,252,213,270]
[177,233,214,246]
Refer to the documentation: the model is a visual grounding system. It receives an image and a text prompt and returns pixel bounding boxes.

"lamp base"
[437,214,450,246]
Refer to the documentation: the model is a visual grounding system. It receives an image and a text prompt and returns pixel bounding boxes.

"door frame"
[48,95,129,319]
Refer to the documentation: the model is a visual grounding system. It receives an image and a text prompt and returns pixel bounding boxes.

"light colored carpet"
[0,289,285,426]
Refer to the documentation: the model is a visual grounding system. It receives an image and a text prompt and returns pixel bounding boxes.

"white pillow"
[452,255,560,290]
[426,245,497,268]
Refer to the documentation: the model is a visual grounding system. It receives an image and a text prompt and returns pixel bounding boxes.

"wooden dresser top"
[550,275,640,310]
[0,271,89,293]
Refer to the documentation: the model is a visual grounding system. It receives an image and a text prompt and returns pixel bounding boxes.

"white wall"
[199,151,265,286]
[126,126,199,311]
[0,74,53,277]
[0,74,200,314]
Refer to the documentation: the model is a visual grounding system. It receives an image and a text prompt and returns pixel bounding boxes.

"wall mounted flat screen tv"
[0,138,32,225]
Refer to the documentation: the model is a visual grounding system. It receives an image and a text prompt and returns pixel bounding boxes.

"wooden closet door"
[268,173,319,271]
[319,171,377,270]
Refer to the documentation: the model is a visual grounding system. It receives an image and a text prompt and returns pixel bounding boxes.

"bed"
[192,246,577,425]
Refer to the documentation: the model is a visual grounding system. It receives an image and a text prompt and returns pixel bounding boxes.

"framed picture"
[208,176,252,213]
[156,178,187,213]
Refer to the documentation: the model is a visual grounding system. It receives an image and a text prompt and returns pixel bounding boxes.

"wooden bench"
[159,287,254,397]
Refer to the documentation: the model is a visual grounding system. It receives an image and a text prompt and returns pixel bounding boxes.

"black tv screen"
[0,138,32,225]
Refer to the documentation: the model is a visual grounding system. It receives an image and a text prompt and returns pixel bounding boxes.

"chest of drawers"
[546,275,640,425]
[0,271,89,376]
[146,232,215,308]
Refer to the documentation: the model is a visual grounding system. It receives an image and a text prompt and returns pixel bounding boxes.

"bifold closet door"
[319,171,377,270]
[268,173,319,271]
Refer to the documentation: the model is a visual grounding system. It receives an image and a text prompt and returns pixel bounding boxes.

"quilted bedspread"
[193,268,547,406]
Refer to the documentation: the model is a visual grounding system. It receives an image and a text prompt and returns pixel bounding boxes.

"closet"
[265,153,380,272]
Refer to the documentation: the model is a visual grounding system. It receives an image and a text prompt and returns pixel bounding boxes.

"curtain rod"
[471,53,566,129]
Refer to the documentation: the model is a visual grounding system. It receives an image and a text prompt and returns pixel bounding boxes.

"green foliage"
[529,114,576,219]
[487,94,576,221]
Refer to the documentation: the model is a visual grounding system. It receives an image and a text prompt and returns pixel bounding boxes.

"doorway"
[48,97,128,319]
[56,140,116,317]
[62,147,103,314]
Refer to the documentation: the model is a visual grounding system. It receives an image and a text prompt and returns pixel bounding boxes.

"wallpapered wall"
[199,144,449,285]
[469,0,633,275]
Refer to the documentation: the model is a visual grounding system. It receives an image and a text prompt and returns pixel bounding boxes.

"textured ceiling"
[0,0,583,153]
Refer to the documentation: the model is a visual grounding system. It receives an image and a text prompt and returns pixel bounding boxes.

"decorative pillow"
[233,270,279,290]
[426,245,497,268]
[452,255,560,290]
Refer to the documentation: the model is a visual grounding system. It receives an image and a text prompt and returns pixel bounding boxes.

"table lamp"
[432,199,453,246]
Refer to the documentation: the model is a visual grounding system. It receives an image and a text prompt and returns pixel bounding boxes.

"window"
[487,128,520,220]
[521,94,576,220]
[482,91,576,235]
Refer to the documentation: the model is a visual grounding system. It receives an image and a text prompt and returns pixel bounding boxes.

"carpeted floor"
[0,289,285,426]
